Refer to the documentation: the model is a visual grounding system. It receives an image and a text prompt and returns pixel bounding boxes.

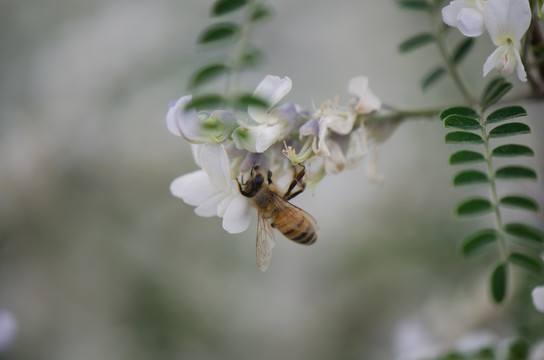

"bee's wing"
[270,193,319,232]
[256,213,276,272]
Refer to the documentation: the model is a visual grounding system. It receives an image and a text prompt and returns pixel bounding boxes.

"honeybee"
[238,165,318,271]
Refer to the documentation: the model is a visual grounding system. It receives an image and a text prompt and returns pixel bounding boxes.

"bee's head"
[238,166,266,197]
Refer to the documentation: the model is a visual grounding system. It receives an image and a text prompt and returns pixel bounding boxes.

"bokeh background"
[1,0,543,359]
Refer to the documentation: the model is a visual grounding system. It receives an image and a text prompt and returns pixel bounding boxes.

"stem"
[225,0,262,106]
[479,110,508,262]
[430,4,475,103]
[366,107,442,125]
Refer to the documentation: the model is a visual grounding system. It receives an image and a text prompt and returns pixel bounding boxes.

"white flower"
[482,0,531,82]
[532,285,544,312]
[170,143,251,234]
[442,0,488,37]
[232,75,293,153]
[166,95,235,143]
[348,76,382,115]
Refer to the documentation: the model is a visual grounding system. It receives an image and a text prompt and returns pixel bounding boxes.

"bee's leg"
[284,165,306,200]
[267,170,273,185]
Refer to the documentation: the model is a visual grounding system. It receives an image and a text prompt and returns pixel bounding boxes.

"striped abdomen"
[269,193,318,245]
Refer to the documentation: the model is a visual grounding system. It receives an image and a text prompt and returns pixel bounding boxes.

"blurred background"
[1,0,543,359]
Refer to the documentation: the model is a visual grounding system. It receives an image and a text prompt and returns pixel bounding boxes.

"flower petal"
[532,285,544,313]
[442,0,485,37]
[484,0,531,46]
[232,123,285,153]
[249,75,292,124]
[348,76,381,114]
[198,144,231,191]
[170,170,217,206]
[457,7,485,37]
[195,192,228,217]
[222,196,251,233]
[166,95,199,137]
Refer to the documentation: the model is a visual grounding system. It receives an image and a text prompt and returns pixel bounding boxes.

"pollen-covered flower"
[442,0,488,37]
[482,0,531,82]
[170,143,251,233]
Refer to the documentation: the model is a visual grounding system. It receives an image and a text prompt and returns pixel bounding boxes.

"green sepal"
[460,229,497,257]
[453,170,488,186]
[490,262,507,303]
[184,94,226,111]
[398,33,434,53]
[452,37,474,64]
[495,166,537,180]
[421,66,446,90]
[444,114,481,130]
[499,195,540,212]
[506,339,529,360]
[488,122,531,138]
[188,64,229,89]
[439,106,478,121]
[486,105,527,124]
[449,150,485,165]
[481,77,513,111]
[457,198,493,216]
[211,0,249,16]
[492,144,534,157]
[445,131,483,144]
[508,252,543,274]
[197,22,240,44]
[505,223,544,243]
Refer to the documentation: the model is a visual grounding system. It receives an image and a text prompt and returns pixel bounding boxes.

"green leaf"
[444,114,481,130]
[421,66,446,90]
[453,170,488,186]
[506,339,529,360]
[481,79,513,111]
[189,64,229,89]
[251,4,273,22]
[450,150,485,165]
[211,0,249,16]
[505,223,544,243]
[488,122,531,138]
[492,144,534,157]
[184,94,225,110]
[233,93,268,110]
[486,105,527,124]
[439,106,478,121]
[461,229,497,257]
[452,37,474,64]
[490,263,507,303]
[457,198,493,216]
[495,166,537,180]
[445,131,484,144]
[500,195,540,212]
[397,0,430,10]
[399,33,434,53]
[197,23,239,44]
[508,252,543,274]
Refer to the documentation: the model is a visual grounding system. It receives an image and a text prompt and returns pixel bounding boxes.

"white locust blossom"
[482,0,531,82]
[232,75,293,153]
[166,95,235,143]
[442,0,488,37]
[170,143,251,234]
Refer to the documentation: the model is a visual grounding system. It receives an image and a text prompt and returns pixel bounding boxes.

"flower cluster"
[442,0,531,82]
[167,75,381,233]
